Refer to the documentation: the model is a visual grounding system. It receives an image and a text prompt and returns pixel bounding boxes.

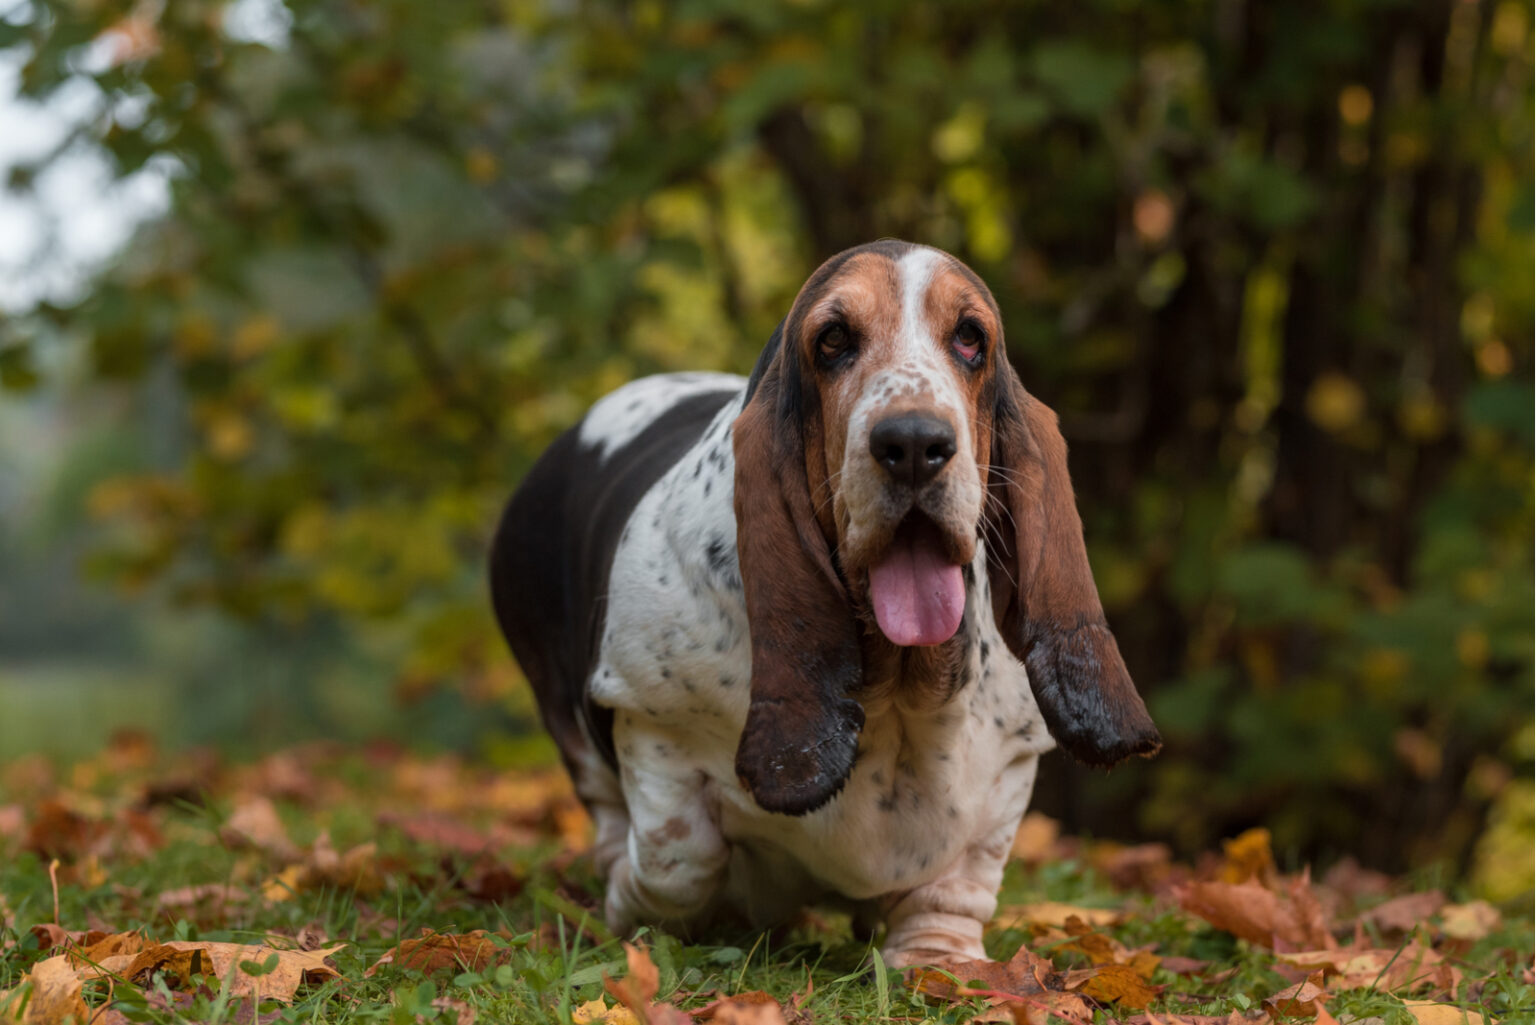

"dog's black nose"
[869,414,957,487]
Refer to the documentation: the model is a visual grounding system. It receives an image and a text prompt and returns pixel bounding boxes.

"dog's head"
[733,240,1160,815]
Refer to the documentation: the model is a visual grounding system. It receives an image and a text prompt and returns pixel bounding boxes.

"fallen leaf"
[18,955,91,1025]
[220,797,299,862]
[1263,979,1329,1017]
[908,945,1061,1001]
[994,903,1119,929]
[1158,956,1211,976]
[1357,891,1444,935]
[1087,842,1176,891]
[1060,916,1160,978]
[24,802,106,863]
[81,940,344,1004]
[603,943,691,1025]
[1011,813,1061,863]
[1401,1001,1491,1025]
[691,991,787,1024]
[1439,901,1501,941]
[365,930,512,977]
[1066,963,1161,1009]
[1177,871,1332,950]
[430,995,476,1025]
[1275,941,1460,995]
[1220,828,1277,885]
[573,998,642,1024]
[0,805,24,845]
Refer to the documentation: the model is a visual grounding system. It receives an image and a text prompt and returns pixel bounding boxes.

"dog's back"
[489,374,744,775]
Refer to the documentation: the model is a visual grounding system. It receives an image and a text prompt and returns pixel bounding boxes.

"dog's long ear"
[986,363,1161,766]
[732,323,864,816]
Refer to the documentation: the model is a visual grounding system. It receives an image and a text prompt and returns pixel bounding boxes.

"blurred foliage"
[0,0,1530,881]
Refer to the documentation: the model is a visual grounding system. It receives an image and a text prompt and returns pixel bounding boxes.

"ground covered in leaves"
[1,735,1530,1025]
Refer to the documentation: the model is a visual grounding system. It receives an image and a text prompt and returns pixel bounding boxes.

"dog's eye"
[816,323,855,366]
[953,319,985,365]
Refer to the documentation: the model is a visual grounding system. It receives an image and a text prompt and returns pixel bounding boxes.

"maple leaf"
[1401,1000,1493,1025]
[1439,900,1501,941]
[365,930,514,977]
[219,796,300,862]
[689,991,788,1024]
[13,954,91,1025]
[81,940,346,1003]
[1262,978,1329,1017]
[1176,870,1332,950]
[1356,891,1445,935]
[993,903,1120,930]
[603,943,691,1025]
[1219,828,1277,886]
[1275,940,1461,996]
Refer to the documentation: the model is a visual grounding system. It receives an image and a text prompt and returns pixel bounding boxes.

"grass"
[0,740,1531,1024]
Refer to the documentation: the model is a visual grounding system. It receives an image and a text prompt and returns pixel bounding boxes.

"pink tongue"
[868,523,966,647]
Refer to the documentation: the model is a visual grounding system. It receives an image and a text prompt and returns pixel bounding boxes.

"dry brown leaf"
[80,940,344,1004]
[1220,828,1277,885]
[603,943,692,1025]
[1011,813,1061,863]
[1159,956,1212,976]
[1401,1000,1491,1025]
[1275,941,1460,995]
[1061,916,1160,978]
[18,955,91,1025]
[219,797,299,862]
[1357,891,1445,935]
[24,802,107,863]
[0,805,24,845]
[908,945,1060,1002]
[429,996,476,1025]
[1439,901,1501,941]
[1087,842,1176,892]
[66,931,149,967]
[994,903,1119,929]
[1263,979,1329,1017]
[365,930,512,977]
[1066,963,1160,1009]
[1177,872,1332,950]
[692,991,787,1024]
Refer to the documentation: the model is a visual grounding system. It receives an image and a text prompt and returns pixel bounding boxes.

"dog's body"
[491,242,1159,965]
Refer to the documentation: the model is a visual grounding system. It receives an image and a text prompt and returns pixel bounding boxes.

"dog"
[490,239,1159,966]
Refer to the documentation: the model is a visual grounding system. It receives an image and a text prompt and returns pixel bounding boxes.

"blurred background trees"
[0,0,1529,894]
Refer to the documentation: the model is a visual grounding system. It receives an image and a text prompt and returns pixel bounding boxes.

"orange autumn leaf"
[604,943,691,1025]
[15,955,91,1025]
[1262,979,1329,1018]
[1176,870,1332,949]
[365,930,513,977]
[1066,963,1161,1009]
[691,990,788,1024]
[83,940,345,1003]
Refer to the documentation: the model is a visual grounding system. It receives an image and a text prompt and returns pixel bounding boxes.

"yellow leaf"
[993,902,1118,929]
[1402,1001,1490,1025]
[1220,827,1276,884]
[1440,900,1501,941]
[20,955,90,1025]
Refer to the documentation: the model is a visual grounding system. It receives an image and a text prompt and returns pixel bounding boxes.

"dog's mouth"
[866,513,966,647]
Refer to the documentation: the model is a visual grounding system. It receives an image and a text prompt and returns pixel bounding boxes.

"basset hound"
[490,240,1160,966]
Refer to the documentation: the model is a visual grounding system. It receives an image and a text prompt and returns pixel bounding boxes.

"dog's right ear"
[732,322,865,816]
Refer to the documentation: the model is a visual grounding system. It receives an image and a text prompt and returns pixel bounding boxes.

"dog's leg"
[879,758,1037,967]
[603,716,729,935]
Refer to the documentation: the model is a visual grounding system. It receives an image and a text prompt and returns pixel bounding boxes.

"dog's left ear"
[732,324,865,816]
[986,362,1161,766]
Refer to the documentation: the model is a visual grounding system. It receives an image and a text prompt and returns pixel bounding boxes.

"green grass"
[1,747,1531,1024]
